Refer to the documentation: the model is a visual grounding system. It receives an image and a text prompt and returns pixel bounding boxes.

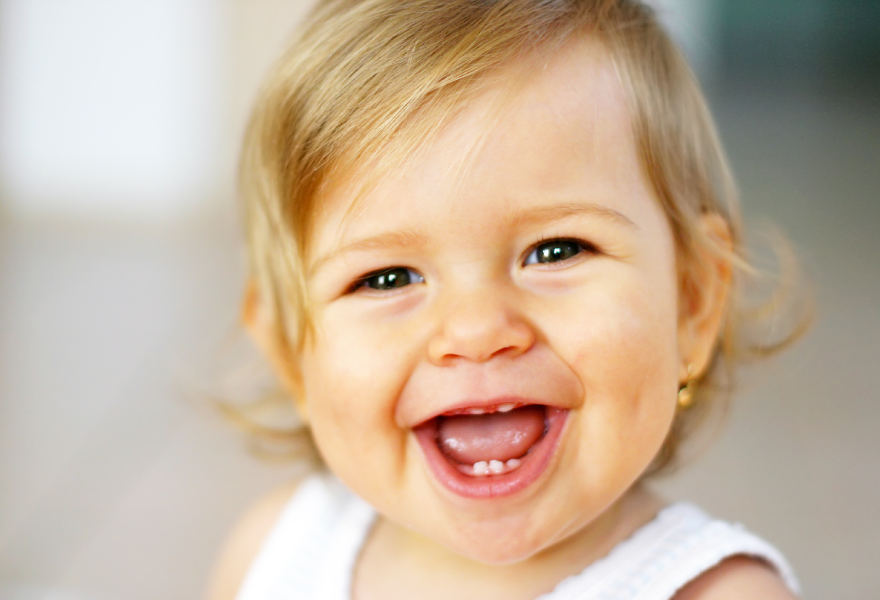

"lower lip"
[413,407,569,499]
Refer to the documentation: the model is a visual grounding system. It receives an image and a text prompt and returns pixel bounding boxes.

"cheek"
[298,311,415,471]
[556,275,677,374]
[547,274,680,445]
[304,310,392,401]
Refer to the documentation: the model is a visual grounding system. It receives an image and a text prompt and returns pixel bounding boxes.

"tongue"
[437,405,545,464]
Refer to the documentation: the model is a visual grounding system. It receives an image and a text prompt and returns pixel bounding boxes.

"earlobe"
[241,280,309,422]
[677,214,734,381]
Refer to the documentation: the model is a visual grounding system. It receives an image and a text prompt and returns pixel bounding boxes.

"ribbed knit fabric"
[235,474,800,600]
[235,475,375,600]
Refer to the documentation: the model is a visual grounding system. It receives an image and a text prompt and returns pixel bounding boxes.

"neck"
[353,486,664,600]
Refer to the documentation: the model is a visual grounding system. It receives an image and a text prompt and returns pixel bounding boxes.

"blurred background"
[0,0,877,598]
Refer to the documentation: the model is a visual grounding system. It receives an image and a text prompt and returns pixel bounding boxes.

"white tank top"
[236,474,801,600]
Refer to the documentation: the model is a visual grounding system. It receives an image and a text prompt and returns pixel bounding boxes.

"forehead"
[309,36,651,258]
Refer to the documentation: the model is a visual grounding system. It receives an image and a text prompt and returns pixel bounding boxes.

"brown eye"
[356,267,424,291]
[524,240,585,265]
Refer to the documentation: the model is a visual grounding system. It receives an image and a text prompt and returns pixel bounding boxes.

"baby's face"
[300,39,683,563]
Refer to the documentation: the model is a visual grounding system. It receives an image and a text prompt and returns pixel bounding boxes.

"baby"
[209,1,803,598]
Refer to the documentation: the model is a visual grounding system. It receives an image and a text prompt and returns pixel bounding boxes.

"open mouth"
[413,401,568,499]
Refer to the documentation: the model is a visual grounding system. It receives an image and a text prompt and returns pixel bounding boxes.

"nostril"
[427,304,536,365]
[493,343,528,359]
[430,339,529,365]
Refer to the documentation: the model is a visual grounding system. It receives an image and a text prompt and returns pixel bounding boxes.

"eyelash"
[350,267,425,294]
[347,237,598,294]
[522,237,597,266]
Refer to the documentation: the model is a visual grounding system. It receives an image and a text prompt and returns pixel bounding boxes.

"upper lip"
[396,347,584,429]
[410,396,568,429]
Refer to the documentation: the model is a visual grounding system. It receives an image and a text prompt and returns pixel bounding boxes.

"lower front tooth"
[506,458,521,469]
[473,461,489,475]
[488,460,504,474]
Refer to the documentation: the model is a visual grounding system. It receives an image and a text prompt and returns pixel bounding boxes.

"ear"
[677,214,734,382]
[241,280,309,421]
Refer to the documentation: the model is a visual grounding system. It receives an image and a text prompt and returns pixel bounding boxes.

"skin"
[209,37,796,600]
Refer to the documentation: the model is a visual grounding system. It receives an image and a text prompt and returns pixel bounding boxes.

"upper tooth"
[488,460,504,474]
[466,407,486,415]
[497,403,516,412]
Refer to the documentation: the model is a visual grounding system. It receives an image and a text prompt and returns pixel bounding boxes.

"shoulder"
[673,556,800,600]
[205,482,301,600]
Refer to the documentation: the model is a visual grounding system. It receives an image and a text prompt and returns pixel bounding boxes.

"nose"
[427,288,536,365]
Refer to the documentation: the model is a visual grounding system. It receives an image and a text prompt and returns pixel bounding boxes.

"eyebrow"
[309,229,430,277]
[308,201,636,277]
[508,202,638,231]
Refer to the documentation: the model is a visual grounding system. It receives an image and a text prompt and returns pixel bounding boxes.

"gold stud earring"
[677,364,698,409]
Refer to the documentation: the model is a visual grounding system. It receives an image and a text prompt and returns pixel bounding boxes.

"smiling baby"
[208,1,803,599]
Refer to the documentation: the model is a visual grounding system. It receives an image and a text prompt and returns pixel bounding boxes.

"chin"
[430,511,562,565]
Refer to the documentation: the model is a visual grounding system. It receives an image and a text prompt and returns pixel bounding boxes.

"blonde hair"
[238,0,806,475]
